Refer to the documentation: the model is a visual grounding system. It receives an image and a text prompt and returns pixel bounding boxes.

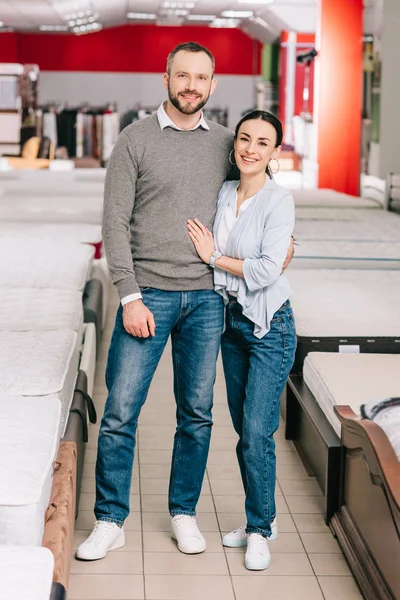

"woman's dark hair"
[234,110,283,178]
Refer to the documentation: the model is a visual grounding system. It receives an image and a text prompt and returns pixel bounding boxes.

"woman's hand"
[187,218,215,264]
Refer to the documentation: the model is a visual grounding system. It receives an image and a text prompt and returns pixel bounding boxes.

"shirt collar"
[157,101,210,131]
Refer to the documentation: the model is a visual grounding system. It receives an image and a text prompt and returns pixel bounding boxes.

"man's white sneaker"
[171,515,207,554]
[222,517,278,548]
[76,521,125,560]
[245,533,271,571]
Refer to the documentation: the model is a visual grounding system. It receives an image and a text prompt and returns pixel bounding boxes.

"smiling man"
[76,42,292,562]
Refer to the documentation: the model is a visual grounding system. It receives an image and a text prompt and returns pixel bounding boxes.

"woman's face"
[234,118,281,176]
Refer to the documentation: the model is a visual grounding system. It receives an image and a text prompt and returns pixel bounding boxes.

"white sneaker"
[171,515,207,554]
[76,520,125,560]
[222,517,278,547]
[245,533,271,571]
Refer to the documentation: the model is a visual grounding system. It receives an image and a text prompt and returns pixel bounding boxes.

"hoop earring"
[269,158,280,175]
[229,149,236,166]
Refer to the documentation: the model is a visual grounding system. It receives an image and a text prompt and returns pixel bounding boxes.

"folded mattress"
[294,210,400,242]
[0,330,80,436]
[0,238,94,291]
[303,352,400,437]
[292,188,381,209]
[291,240,400,270]
[0,288,83,332]
[0,396,61,546]
[289,269,400,338]
[0,546,54,600]
[0,194,103,224]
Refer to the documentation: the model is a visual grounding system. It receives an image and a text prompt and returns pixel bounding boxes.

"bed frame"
[331,406,400,600]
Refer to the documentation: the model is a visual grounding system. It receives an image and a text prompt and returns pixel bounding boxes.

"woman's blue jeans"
[221,298,296,538]
[94,288,224,525]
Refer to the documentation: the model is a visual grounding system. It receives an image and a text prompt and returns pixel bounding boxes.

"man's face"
[164,50,216,115]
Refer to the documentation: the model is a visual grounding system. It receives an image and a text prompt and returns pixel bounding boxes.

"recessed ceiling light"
[238,0,274,3]
[210,18,240,28]
[221,11,253,18]
[127,12,157,19]
[186,14,216,21]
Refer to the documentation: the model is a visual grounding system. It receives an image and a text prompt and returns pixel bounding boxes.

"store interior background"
[0,0,397,195]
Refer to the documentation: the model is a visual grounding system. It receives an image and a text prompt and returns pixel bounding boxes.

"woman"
[187,110,296,571]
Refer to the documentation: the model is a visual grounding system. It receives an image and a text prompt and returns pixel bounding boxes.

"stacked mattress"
[291,240,400,270]
[303,353,400,437]
[0,546,54,600]
[292,188,381,209]
[0,193,103,224]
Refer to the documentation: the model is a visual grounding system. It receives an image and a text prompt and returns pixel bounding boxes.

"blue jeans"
[95,289,224,525]
[221,298,296,537]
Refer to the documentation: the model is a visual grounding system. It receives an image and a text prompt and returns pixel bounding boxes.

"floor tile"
[207,451,239,465]
[226,552,313,576]
[71,551,143,574]
[232,575,324,600]
[207,464,243,480]
[309,553,351,576]
[68,574,144,599]
[140,478,210,496]
[276,465,311,481]
[145,575,235,600]
[139,450,172,464]
[318,576,363,599]
[210,479,244,496]
[142,512,219,532]
[300,533,341,554]
[143,531,224,553]
[279,479,323,497]
[144,552,229,575]
[141,494,214,513]
[78,493,140,512]
[292,513,330,534]
[285,495,325,514]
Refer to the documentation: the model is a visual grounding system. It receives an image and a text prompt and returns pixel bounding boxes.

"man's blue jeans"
[221,298,296,538]
[94,288,224,525]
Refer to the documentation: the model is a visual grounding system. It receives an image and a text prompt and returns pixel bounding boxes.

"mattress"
[303,352,400,437]
[92,257,110,328]
[289,269,400,338]
[292,188,381,208]
[0,395,61,546]
[291,240,400,270]
[0,194,103,224]
[294,210,400,242]
[0,330,80,436]
[80,323,97,397]
[0,179,104,196]
[0,238,94,291]
[0,546,54,600]
[0,289,83,332]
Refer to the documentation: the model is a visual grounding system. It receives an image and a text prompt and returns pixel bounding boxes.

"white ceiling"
[0,0,376,41]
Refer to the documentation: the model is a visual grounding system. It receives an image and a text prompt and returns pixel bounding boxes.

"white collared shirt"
[121,101,210,306]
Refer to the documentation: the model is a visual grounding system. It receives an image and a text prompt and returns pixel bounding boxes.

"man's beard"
[168,83,210,115]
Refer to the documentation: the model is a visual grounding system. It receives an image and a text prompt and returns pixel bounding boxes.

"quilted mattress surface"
[0,222,102,244]
[0,238,94,291]
[291,240,400,270]
[0,546,54,600]
[0,194,103,224]
[303,352,400,436]
[0,179,104,196]
[0,330,80,436]
[289,269,400,337]
[292,188,380,208]
[0,396,61,546]
[0,288,83,332]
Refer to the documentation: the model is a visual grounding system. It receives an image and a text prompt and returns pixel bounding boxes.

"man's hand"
[282,236,295,273]
[122,299,155,338]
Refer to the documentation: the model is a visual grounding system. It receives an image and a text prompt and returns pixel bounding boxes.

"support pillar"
[315,0,363,195]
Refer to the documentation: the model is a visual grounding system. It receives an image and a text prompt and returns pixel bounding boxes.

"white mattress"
[303,352,400,437]
[0,289,83,332]
[80,323,97,397]
[0,179,104,196]
[289,269,400,338]
[0,395,61,546]
[294,211,400,242]
[291,240,400,270]
[292,188,381,208]
[0,330,80,436]
[0,238,94,291]
[92,257,110,329]
[0,222,102,245]
[0,546,54,600]
[0,194,103,224]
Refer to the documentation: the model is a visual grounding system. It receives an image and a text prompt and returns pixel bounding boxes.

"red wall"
[0,25,261,75]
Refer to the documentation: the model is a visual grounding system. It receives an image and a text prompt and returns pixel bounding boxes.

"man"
[77,41,293,561]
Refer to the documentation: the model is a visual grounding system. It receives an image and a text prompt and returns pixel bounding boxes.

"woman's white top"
[213,178,295,338]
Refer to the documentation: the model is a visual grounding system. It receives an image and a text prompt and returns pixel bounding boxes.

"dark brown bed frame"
[332,406,400,600]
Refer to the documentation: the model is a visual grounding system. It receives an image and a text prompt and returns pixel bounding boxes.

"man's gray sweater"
[102,114,233,299]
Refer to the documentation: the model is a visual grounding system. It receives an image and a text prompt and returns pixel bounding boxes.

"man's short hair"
[166,42,215,77]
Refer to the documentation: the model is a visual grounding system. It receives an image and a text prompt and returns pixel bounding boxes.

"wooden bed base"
[331,406,400,600]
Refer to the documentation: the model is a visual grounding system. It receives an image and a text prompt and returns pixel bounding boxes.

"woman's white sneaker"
[171,515,207,554]
[245,533,271,571]
[222,517,278,548]
[76,521,125,560]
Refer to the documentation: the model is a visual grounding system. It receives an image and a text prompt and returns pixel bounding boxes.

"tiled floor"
[70,288,363,600]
